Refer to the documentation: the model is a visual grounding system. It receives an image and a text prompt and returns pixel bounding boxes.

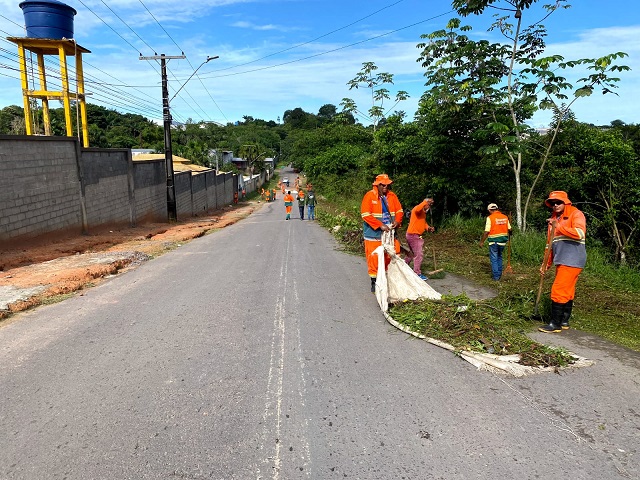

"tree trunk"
[513,152,523,231]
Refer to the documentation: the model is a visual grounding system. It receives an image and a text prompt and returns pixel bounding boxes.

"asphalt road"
[1,185,638,479]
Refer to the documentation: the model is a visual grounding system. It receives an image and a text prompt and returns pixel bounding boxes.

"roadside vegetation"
[317,204,640,358]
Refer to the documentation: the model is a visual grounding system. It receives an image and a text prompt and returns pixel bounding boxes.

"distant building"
[231,157,249,170]
[131,148,155,156]
[131,154,212,173]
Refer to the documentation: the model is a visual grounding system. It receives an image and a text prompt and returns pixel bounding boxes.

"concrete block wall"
[0,136,82,242]
[132,160,167,223]
[223,172,234,205]
[1,137,241,244]
[81,149,133,228]
[175,171,193,219]
[191,173,207,214]
[205,171,217,210]
[215,173,226,208]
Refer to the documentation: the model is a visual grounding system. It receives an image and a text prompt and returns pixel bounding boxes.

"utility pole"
[140,53,185,221]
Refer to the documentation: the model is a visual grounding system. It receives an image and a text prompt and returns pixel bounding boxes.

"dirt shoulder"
[0,202,259,319]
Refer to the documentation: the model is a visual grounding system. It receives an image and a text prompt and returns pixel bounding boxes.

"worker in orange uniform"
[283,191,294,220]
[265,189,271,202]
[404,198,435,280]
[272,188,277,202]
[361,174,403,293]
[538,191,586,333]
[479,203,512,281]
[260,188,265,201]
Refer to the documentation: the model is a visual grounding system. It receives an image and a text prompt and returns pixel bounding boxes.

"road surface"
[1,184,638,479]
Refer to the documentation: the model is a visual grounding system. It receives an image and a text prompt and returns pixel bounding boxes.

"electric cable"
[195,11,454,81]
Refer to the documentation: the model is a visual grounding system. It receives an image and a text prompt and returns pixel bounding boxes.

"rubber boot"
[538,301,564,333]
[370,277,376,293]
[561,300,573,330]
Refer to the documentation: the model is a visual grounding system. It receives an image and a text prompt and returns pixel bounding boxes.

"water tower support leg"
[17,44,33,135]
[58,44,73,137]
[37,53,51,136]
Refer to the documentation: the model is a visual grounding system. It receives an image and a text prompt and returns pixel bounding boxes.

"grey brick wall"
[205,171,217,210]
[175,171,193,219]
[0,136,82,242]
[215,172,226,208]
[132,160,167,223]
[191,173,207,214]
[0,137,239,245]
[223,173,234,205]
[81,149,132,228]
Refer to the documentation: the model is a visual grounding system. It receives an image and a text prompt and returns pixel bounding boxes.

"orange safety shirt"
[548,204,587,268]
[361,188,403,241]
[484,211,511,245]
[406,200,431,235]
[283,194,294,206]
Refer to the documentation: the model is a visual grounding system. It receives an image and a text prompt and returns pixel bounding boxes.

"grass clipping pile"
[387,296,593,377]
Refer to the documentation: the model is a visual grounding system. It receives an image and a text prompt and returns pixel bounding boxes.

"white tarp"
[373,230,441,312]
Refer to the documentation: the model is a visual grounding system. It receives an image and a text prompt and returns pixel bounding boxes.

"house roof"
[132,154,212,173]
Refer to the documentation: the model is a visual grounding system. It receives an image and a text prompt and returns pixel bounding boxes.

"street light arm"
[169,55,219,103]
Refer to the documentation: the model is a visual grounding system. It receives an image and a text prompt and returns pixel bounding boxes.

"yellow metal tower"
[8,37,91,147]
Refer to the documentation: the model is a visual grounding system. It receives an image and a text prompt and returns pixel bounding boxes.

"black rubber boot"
[370,277,376,293]
[538,301,564,333]
[561,300,573,330]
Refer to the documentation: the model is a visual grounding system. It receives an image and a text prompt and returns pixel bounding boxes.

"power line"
[0,36,162,117]
[137,0,223,123]
[99,0,157,55]
[0,16,163,116]
[178,11,454,81]
[211,0,407,73]
[74,0,206,120]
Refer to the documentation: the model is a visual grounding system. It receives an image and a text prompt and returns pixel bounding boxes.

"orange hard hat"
[373,174,393,185]
[545,191,571,207]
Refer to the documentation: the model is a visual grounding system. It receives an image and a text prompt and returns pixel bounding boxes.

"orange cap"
[545,191,571,207]
[373,174,393,185]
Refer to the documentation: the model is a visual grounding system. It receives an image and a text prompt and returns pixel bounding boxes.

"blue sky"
[0,0,637,128]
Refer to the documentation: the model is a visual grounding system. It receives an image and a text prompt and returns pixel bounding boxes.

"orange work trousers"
[364,238,400,278]
[551,265,583,303]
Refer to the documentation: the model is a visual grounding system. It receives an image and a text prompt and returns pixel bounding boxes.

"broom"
[533,222,556,316]
[504,236,514,274]
[504,214,514,274]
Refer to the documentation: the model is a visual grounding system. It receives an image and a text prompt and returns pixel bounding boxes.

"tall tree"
[418,1,629,231]
[341,62,408,131]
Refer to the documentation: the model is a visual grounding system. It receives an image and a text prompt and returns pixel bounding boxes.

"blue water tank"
[19,0,77,40]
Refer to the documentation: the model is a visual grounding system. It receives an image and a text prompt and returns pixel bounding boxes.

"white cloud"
[529,25,640,126]
[231,21,286,31]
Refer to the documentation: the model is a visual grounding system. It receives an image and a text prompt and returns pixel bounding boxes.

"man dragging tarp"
[361,174,404,293]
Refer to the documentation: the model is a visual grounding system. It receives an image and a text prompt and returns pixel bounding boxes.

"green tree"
[418,1,629,231]
[0,105,24,134]
[317,104,337,123]
[341,62,409,131]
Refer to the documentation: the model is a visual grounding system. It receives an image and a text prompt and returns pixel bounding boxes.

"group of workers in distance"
[260,187,279,203]
[361,173,586,335]
[281,183,317,221]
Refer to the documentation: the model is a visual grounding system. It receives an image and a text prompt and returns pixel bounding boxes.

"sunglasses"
[548,200,564,206]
